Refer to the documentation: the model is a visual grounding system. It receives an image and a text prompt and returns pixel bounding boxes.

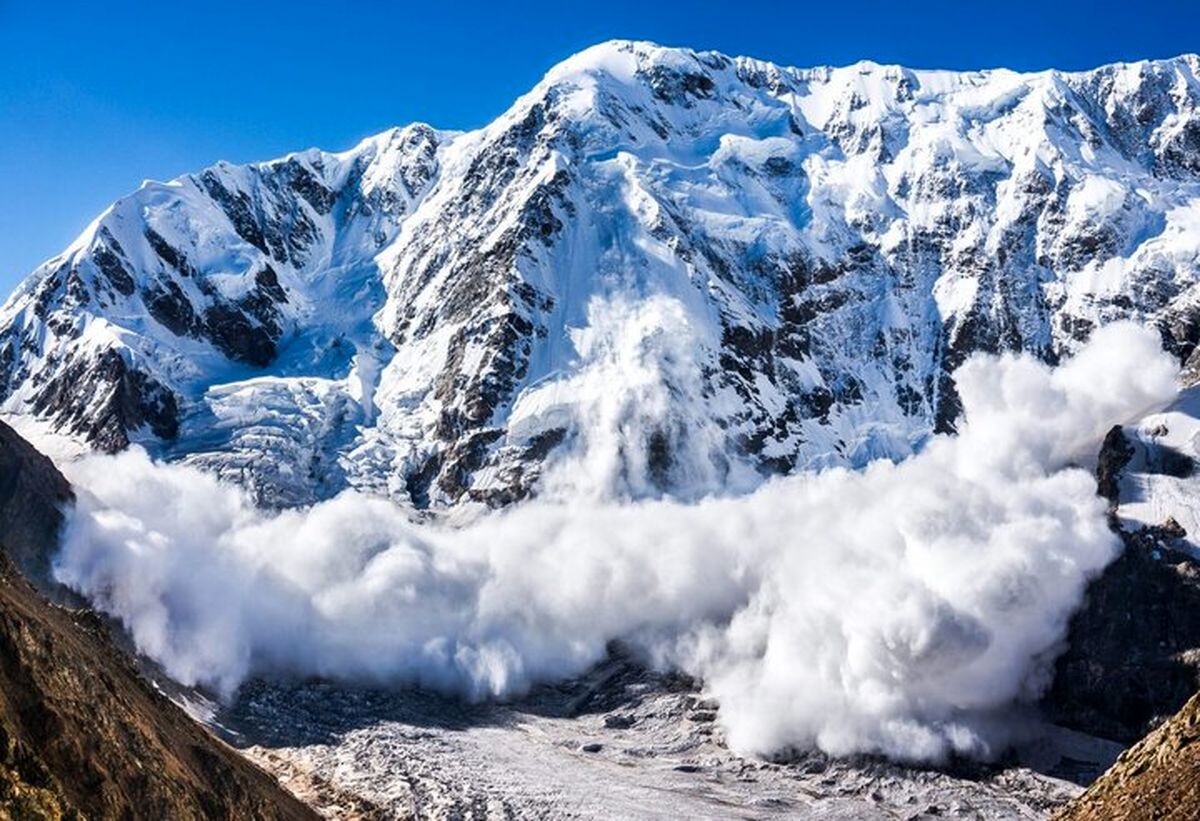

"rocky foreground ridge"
[1055,690,1200,820]
[0,421,313,820]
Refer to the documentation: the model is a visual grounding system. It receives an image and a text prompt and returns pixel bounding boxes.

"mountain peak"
[544,39,698,80]
[2,45,1199,508]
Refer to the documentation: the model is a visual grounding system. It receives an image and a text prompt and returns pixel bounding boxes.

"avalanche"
[55,322,1177,762]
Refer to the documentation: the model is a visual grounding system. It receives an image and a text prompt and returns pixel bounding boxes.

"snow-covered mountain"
[3,41,1200,508]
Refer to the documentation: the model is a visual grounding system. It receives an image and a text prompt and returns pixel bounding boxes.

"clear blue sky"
[1,0,1196,296]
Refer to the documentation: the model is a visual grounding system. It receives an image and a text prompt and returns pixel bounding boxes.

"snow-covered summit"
[3,42,1200,508]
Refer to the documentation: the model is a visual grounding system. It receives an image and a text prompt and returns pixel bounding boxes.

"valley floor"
[217,650,1115,820]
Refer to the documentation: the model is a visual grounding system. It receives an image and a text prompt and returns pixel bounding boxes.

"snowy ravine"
[3,40,1200,508]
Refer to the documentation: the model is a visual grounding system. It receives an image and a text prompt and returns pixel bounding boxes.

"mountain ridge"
[4,40,1200,508]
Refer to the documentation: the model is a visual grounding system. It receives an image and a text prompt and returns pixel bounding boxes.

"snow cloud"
[52,316,1177,763]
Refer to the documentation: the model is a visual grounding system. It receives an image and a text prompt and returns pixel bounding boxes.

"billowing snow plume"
[515,294,761,501]
[54,319,1176,762]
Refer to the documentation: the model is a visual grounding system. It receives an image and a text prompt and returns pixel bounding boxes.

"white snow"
[55,324,1176,764]
[4,43,1200,509]
[1116,387,1200,554]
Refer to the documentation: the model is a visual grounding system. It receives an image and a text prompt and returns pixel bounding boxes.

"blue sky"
[1,0,1196,296]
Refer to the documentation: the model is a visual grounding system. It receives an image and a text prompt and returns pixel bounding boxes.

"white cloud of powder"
[53,317,1177,763]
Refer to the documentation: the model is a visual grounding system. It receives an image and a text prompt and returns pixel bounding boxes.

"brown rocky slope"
[0,420,315,820]
[1055,690,1200,820]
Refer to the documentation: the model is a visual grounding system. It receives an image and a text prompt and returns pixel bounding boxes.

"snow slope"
[1115,385,1200,552]
[3,41,1200,508]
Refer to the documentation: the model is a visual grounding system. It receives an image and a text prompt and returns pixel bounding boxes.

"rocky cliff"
[0,421,72,592]
[0,423,314,820]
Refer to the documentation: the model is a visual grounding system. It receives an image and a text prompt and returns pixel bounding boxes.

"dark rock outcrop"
[0,420,72,592]
[29,349,180,453]
[1046,522,1200,744]
[1046,427,1200,743]
[1095,425,1135,508]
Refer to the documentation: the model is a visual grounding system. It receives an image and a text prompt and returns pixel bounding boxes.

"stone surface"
[0,551,315,821]
[0,423,314,820]
[0,420,71,592]
[1055,691,1200,820]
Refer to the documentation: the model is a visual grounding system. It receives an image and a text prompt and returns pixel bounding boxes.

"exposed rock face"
[0,552,316,821]
[1054,690,1200,820]
[2,42,1199,508]
[1047,425,1200,743]
[0,421,72,592]
[1095,424,1135,507]
[1047,520,1200,743]
[0,424,315,820]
